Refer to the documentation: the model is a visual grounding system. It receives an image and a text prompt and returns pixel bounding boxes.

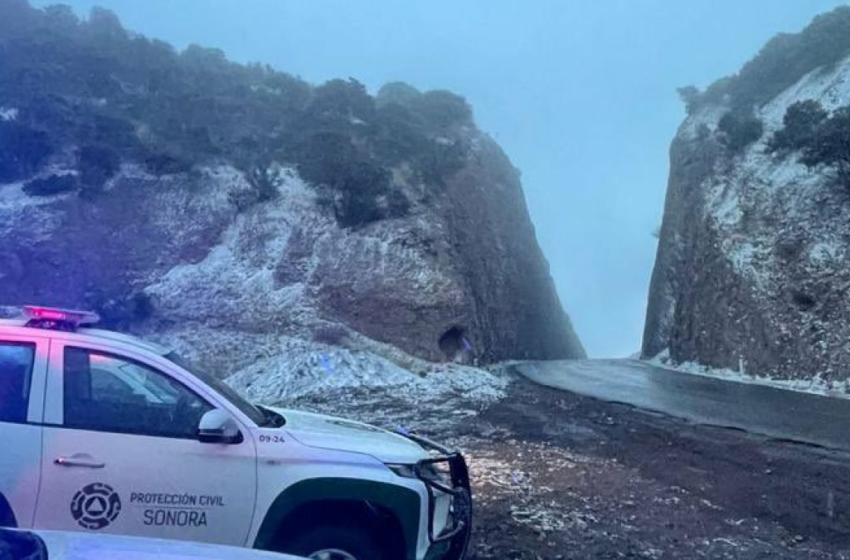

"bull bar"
[399,432,472,560]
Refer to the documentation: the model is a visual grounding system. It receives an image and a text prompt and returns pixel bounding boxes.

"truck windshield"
[164,352,268,427]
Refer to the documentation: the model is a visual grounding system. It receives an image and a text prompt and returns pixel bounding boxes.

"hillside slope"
[0,0,585,379]
[644,7,850,381]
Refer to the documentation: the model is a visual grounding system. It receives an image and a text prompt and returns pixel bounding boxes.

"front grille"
[396,432,473,560]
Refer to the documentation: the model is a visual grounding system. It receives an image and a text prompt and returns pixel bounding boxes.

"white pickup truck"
[0,306,472,560]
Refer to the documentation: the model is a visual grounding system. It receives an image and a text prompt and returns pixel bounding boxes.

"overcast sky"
[35,0,850,357]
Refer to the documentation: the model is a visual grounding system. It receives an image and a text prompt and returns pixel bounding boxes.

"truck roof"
[0,318,169,356]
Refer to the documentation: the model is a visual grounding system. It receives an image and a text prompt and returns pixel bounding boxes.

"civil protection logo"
[70,483,122,530]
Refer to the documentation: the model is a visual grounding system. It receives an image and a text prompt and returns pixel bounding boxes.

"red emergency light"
[23,306,100,331]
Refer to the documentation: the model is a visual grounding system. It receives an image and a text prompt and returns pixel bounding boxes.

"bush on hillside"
[376,82,422,108]
[417,90,474,129]
[384,189,411,219]
[768,100,829,153]
[294,131,391,227]
[0,1,475,225]
[308,78,375,124]
[800,106,850,183]
[143,151,193,176]
[0,121,53,182]
[78,144,120,193]
[697,7,850,111]
[717,112,764,153]
[677,85,701,115]
[333,162,391,228]
[22,174,78,196]
[770,101,850,187]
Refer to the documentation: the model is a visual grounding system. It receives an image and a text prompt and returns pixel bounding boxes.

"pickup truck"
[0,306,472,560]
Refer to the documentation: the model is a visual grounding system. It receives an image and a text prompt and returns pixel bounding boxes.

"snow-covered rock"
[0,132,584,403]
[647,350,850,399]
[0,107,18,121]
[644,49,850,382]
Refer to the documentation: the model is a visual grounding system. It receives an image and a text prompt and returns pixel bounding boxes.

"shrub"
[22,174,77,196]
[312,324,350,345]
[383,189,411,219]
[0,1,470,226]
[417,139,468,186]
[677,85,701,115]
[293,131,359,188]
[772,102,850,187]
[130,292,154,321]
[717,112,764,152]
[91,291,154,329]
[308,78,375,123]
[800,106,850,181]
[333,161,391,228]
[143,151,193,175]
[374,103,429,165]
[245,163,282,203]
[769,100,828,153]
[78,144,120,192]
[376,82,421,109]
[702,7,850,110]
[233,138,282,202]
[0,121,53,182]
[87,113,140,152]
[293,131,394,227]
[416,90,473,129]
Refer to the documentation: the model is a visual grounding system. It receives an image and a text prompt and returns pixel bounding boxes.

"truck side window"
[0,343,35,424]
[63,347,212,439]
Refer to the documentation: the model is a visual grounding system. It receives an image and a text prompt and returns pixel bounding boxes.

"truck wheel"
[284,524,387,560]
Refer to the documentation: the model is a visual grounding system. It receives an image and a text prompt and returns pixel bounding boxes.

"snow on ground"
[680,104,726,140]
[648,349,850,399]
[0,180,70,240]
[144,166,324,330]
[147,326,508,431]
[225,336,506,404]
[227,337,509,431]
[763,54,850,127]
[808,240,843,265]
[0,107,18,121]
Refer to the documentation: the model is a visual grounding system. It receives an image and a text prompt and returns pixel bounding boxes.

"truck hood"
[267,407,430,464]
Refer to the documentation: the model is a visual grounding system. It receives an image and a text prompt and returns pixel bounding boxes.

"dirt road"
[287,372,850,559]
[457,376,850,559]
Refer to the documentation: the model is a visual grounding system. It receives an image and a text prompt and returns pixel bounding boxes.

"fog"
[35,0,849,357]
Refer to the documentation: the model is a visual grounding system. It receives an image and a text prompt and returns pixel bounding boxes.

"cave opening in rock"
[791,290,816,310]
[439,325,472,362]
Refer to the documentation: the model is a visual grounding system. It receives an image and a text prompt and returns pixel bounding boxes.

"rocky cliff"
[644,8,850,381]
[0,1,584,382]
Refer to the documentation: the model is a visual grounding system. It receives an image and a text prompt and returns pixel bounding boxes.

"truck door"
[34,341,257,545]
[0,335,48,528]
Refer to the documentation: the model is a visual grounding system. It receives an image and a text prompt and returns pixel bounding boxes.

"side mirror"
[198,409,243,444]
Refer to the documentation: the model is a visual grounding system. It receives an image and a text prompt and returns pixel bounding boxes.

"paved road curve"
[513,359,850,451]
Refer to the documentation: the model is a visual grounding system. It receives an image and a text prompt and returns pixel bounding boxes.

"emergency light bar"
[23,306,100,331]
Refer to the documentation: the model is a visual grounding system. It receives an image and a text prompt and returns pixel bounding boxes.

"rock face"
[0,136,584,367]
[0,1,585,372]
[0,7,564,422]
[643,52,850,381]
[311,134,584,363]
